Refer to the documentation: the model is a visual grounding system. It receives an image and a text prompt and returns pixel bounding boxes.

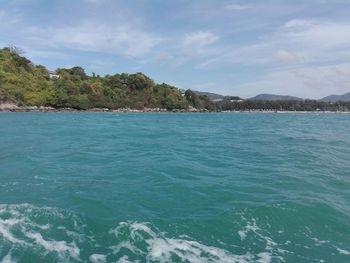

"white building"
[49,71,60,80]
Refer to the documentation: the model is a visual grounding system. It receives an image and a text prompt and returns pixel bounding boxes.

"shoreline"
[0,105,208,113]
[0,106,349,114]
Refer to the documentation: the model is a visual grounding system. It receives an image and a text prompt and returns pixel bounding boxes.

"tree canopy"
[1,47,349,112]
[0,47,214,110]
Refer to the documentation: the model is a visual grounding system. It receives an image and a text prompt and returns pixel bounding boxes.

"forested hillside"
[1,47,349,112]
[0,47,214,110]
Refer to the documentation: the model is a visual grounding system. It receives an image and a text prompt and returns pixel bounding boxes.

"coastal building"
[49,71,60,80]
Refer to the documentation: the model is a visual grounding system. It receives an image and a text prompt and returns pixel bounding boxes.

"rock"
[188,106,198,112]
[0,102,19,111]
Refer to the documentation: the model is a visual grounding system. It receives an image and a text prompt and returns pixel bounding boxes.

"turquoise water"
[0,112,349,263]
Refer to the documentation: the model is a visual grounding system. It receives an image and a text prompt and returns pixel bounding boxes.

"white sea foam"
[311,237,329,246]
[0,204,83,261]
[238,230,247,240]
[236,217,287,262]
[26,232,80,260]
[116,255,133,263]
[237,219,260,240]
[0,252,17,263]
[89,253,107,263]
[0,204,294,262]
[257,252,272,263]
[336,247,350,255]
[109,221,278,263]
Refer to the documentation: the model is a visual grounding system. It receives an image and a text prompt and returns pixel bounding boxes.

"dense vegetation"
[217,99,350,112]
[1,46,349,112]
[0,47,214,110]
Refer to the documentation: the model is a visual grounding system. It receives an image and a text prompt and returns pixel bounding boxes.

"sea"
[0,112,349,263]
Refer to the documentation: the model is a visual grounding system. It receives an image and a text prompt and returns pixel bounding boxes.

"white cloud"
[236,63,350,98]
[0,11,163,59]
[153,31,222,65]
[0,6,165,59]
[195,19,350,96]
[199,19,350,68]
[282,21,350,51]
[182,31,219,47]
[1,2,350,98]
[48,22,163,58]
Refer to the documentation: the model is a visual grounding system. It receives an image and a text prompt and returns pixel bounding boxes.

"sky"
[1,0,350,99]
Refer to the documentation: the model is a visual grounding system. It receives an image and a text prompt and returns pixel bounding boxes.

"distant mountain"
[320,92,350,102]
[194,91,225,100]
[250,94,304,101]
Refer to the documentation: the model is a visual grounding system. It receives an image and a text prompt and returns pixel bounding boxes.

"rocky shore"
[0,102,208,113]
[1,102,348,113]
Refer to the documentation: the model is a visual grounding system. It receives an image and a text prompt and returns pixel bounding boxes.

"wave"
[1,203,349,262]
[108,221,258,263]
[0,204,279,262]
[0,204,83,262]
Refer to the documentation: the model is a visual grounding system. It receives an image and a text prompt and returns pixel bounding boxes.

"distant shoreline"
[0,106,349,114]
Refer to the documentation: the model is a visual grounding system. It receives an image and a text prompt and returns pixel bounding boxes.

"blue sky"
[1,0,350,98]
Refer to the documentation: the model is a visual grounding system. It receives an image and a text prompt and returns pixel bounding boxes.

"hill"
[0,47,214,111]
[194,91,225,101]
[250,94,304,101]
[320,92,350,102]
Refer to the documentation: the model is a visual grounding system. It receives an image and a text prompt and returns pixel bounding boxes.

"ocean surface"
[0,112,349,263]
